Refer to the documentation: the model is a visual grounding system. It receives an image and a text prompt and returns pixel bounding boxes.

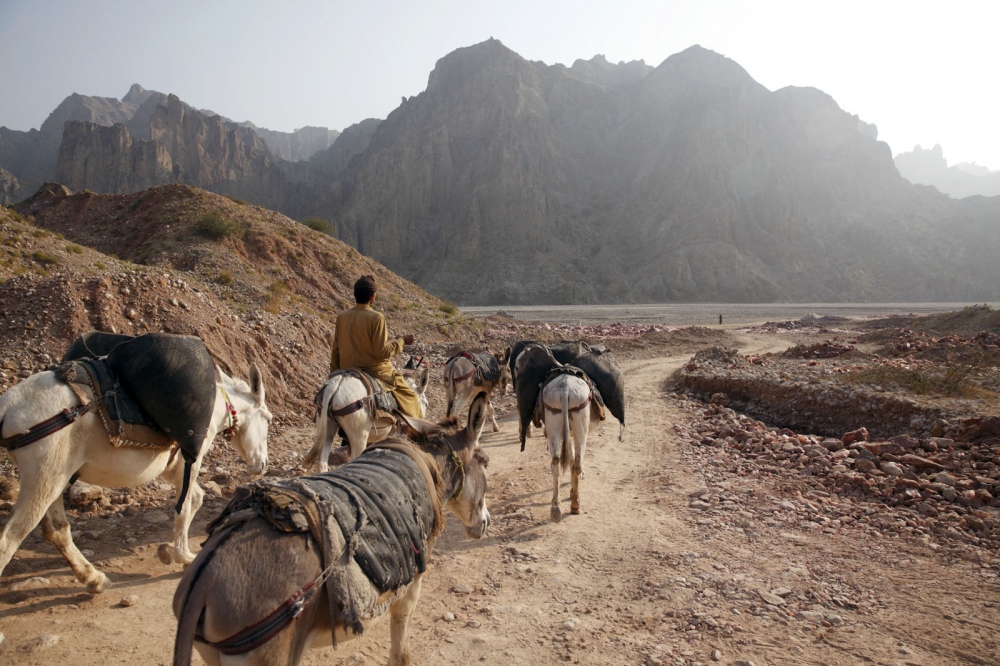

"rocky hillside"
[0,185,488,421]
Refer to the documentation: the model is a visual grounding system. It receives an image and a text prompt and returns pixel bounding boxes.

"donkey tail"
[444,360,457,419]
[560,387,572,472]
[302,377,341,469]
[172,556,210,666]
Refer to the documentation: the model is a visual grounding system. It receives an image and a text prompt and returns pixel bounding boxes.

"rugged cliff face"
[0,89,147,197]
[54,94,292,209]
[323,40,1000,304]
[6,45,999,304]
[244,124,340,162]
[895,145,1000,199]
[0,167,19,205]
[0,84,333,209]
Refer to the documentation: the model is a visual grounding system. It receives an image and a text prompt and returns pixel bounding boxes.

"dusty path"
[2,333,999,665]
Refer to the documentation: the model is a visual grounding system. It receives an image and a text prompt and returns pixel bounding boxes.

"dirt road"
[2,334,998,665]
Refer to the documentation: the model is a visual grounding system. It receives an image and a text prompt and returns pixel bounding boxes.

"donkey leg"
[0,467,74,582]
[40,497,108,593]
[158,455,205,565]
[303,416,337,473]
[488,399,500,432]
[389,573,424,666]
[549,420,564,522]
[550,454,563,523]
[570,422,589,516]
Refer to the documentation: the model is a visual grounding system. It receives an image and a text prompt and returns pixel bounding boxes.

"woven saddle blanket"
[449,351,500,385]
[55,359,175,449]
[207,443,438,639]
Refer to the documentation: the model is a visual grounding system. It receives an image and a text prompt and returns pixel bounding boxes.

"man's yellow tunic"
[329,304,422,417]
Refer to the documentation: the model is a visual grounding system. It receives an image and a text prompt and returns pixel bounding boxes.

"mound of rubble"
[673,395,1000,550]
[675,345,987,439]
[671,321,1000,551]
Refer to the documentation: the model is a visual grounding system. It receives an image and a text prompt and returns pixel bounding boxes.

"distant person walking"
[719,314,723,325]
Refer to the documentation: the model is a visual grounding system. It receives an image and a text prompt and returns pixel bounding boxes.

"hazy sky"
[2,0,998,169]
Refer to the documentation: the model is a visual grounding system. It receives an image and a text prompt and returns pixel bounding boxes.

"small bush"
[194,211,242,240]
[225,194,247,205]
[32,229,50,238]
[439,302,459,316]
[94,261,107,270]
[215,269,233,286]
[66,244,83,254]
[303,217,331,234]
[31,251,59,266]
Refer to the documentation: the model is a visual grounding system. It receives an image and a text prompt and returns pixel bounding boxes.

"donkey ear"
[418,366,430,393]
[503,346,511,363]
[249,363,265,406]
[466,392,488,441]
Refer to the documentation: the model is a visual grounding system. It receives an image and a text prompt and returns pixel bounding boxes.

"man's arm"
[372,314,405,360]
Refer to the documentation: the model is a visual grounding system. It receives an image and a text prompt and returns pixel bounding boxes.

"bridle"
[448,448,467,501]
[220,386,239,441]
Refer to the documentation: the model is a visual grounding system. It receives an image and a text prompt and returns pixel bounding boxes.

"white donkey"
[0,364,271,593]
[304,364,430,472]
[540,371,603,522]
[443,349,511,432]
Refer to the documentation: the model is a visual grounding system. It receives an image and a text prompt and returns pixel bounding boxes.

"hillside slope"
[1,185,486,419]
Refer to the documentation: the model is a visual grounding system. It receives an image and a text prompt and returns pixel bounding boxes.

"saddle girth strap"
[196,579,320,655]
[329,396,370,418]
[543,395,591,414]
[0,402,95,451]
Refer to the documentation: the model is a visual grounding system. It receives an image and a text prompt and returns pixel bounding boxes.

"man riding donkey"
[329,275,423,423]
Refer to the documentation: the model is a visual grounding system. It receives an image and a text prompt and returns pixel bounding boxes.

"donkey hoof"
[550,506,563,523]
[157,543,176,565]
[86,573,110,594]
[570,505,580,515]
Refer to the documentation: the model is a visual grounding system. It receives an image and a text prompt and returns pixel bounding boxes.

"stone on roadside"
[796,610,825,624]
[143,510,171,525]
[25,634,59,652]
[758,590,786,606]
[119,595,139,607]
[68,480,104,506]
[10,576,50,591]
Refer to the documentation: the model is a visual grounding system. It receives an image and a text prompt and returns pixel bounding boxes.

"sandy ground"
[2,331,999,665]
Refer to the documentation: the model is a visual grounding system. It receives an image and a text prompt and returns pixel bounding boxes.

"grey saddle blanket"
[450,351,500,385]
[57,359,161,431]
[208,446,434,634]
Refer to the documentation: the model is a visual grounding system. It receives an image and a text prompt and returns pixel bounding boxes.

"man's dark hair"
[354,275,377,303]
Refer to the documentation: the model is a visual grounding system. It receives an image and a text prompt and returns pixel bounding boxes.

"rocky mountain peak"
[426,38,526,93]
[122,83,156,106]
[647,44,762,93]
